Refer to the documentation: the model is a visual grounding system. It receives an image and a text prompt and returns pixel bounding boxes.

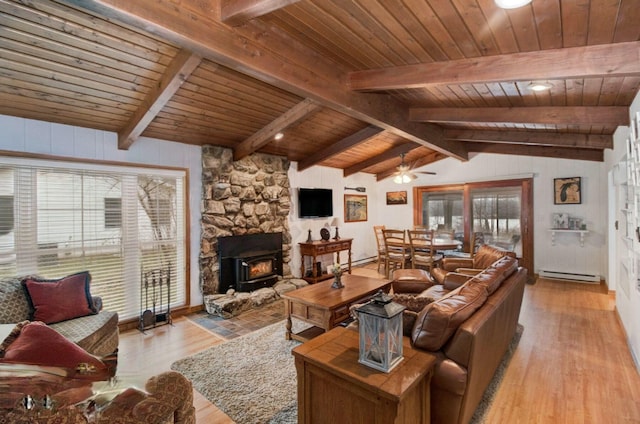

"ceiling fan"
[392,153,436,184]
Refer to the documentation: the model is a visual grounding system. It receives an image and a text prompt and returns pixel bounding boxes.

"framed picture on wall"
[344,194,367,222]
[554,177,581,205]
[386,191,407,205]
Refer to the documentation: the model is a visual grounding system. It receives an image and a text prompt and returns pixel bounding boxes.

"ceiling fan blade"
[416,171,437,175]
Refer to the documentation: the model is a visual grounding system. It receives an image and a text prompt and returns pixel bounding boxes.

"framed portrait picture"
[386,190,407,205]
[344,194,367,222]
[554,177,581,205]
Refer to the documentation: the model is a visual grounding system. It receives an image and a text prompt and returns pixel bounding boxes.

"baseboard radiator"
[538,270,600,283]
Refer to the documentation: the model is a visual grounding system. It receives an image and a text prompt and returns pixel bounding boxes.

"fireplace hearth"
[218,233,283,293]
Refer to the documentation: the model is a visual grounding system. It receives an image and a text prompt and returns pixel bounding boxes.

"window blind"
[0,158,187,321]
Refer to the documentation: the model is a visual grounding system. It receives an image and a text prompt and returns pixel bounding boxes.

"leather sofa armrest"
[442,272,473,291]
[441,257,474,271]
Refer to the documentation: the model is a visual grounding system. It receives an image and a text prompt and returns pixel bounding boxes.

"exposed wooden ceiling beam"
[444,129,612,150]
[234,99,320,161]
[349,41,640,91]
[297,125,383,171]
[466,143,604,162]
[221,0,301,26]
[61,0,468,161]
[118,49,201,149]
[376,152,445,181]
[343,143,416,177]
[411,107,628,126]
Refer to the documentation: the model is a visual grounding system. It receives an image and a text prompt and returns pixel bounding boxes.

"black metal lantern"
[355,290,406,372]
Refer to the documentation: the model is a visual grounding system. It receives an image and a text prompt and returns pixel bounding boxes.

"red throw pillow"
[0,321,108,378]
[22,272,96,324]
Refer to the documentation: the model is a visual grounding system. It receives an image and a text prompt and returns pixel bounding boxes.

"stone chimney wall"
[199,146,292,295]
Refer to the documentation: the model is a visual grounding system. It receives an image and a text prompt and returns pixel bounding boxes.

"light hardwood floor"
[118,266,640,423]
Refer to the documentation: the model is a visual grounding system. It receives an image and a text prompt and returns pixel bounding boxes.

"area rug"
[171,321,523,424]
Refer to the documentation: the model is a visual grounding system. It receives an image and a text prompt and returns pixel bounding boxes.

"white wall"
[0,115,204,307]
[605,90,640,366]
[288,162,379,276]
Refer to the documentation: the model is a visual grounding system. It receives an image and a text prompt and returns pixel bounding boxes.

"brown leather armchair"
[431,244,516,286]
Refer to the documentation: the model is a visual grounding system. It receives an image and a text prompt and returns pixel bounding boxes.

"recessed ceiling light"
[495,0,532,9]
[274,132,284,140]
[528,82,553,92]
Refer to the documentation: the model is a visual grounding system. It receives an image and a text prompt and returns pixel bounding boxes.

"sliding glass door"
[471,187,522,257]
[414,178,533,274]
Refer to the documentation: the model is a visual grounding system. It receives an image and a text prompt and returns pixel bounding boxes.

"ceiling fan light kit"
[393,173,416,184]
[494,0,532,9]
[392,153,434,184]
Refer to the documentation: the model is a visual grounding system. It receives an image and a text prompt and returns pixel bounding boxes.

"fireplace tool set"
[139,266,172,332]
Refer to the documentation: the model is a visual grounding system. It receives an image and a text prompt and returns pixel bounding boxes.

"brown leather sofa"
[430,244,516,288]
[404,255,526,424]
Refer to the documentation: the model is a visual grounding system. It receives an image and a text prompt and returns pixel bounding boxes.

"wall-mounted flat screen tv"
[298,188,333,218]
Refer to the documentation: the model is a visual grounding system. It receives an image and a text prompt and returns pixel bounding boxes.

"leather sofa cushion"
[442,272,473,291]
[392,269,434,294]
[473,244,515,269]
[422,284,450,301]
[467,256,518,296]
[411,282,488,352]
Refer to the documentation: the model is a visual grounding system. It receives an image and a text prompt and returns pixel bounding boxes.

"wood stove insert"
[218,232,283,293]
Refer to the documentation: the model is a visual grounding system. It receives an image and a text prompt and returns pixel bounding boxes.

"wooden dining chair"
[435,227,455,240]
[471,232,485,258]
[382,229,410,278]
[373,225,387,274]
[407,229,443,274]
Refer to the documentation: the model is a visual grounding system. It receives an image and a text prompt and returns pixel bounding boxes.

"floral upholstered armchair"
[0,321,195,424]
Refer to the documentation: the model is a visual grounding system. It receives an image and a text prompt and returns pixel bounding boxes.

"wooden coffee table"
[281,274,391,342]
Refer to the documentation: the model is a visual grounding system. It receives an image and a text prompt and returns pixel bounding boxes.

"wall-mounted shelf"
[549,229,589,247]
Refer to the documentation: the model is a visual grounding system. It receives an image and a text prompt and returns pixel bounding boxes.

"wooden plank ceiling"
[1,0,639,181]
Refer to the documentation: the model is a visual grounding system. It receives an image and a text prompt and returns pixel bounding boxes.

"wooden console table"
[293,327,435,424]
[299,238,352,284]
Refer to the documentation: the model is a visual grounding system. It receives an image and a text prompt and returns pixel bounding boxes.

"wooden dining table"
[432,238,463,251]
[386,237,462,252]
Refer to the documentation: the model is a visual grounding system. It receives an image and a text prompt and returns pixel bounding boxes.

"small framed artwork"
[386,190,407,205]
[344,194,367,222]
[552,213,569,229]
[554,177,581,205]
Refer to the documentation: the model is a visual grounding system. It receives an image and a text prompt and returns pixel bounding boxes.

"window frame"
[0,155,190,324]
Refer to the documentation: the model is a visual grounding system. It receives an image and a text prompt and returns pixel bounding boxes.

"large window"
[471,188,522,255]
[0,157,187,321]
[420,191,464,239]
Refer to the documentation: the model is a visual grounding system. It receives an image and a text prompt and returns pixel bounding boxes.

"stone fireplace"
[199,146,292,296]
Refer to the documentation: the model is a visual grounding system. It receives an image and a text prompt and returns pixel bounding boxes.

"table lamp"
[330,217,340,239]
